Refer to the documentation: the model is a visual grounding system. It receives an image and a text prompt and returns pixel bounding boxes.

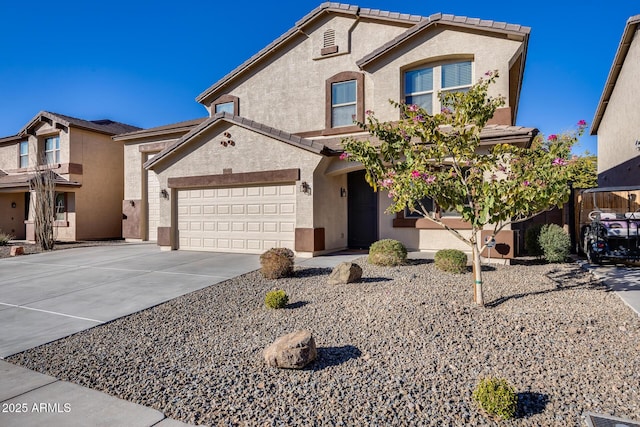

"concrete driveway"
[0,243,261,358]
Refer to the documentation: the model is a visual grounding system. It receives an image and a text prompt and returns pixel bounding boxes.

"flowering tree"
[341,72,586,306]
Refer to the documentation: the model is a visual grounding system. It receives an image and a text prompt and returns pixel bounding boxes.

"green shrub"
[472,377,517,421]
[538,224,571,263]
[265,289,289,309]
[524,224,544,257]
[260,248,294,279]
[0,230,13,246]
[368,239,407,266]
[434,249,468,273]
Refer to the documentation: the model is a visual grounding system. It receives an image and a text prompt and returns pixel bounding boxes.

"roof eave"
[591,15,640,135]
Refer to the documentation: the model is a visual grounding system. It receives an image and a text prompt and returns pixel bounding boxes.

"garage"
[177,184,296,253]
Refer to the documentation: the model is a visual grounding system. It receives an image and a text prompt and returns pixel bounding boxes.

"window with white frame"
[215,102,234,114]
[55,192,66,221]
[44,136,60,164]
[19,141,28,168]
[331,80,356,127]
[404,60,473,114]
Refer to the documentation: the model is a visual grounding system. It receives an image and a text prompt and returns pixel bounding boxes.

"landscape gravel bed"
[8,258,640,426]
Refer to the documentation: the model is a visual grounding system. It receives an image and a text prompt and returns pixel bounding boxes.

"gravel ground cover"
[8,258,640,426]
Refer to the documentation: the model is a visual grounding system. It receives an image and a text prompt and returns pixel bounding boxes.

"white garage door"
[147,165,160,242]
[177,185,296,253]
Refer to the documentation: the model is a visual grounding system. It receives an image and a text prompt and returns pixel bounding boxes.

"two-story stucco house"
[592,14,640,187]
[0,111,140,241]
[119,3,537,256]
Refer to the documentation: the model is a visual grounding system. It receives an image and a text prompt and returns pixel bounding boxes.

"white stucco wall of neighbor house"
[597,28,640,187]
[149,122,325,243]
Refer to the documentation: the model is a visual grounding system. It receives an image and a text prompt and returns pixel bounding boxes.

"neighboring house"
[592,14,640,187]
[121,2,536,256]
[0,111,140,241]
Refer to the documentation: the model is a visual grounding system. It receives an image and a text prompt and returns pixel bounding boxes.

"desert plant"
[265,289,289,309]
[260,247,295,279]
[0,230,14,246]
[368,239,407,266]
[472,377,517,421]
[538,224,571,263]
[524,223,544,257]
[434,249,468,273]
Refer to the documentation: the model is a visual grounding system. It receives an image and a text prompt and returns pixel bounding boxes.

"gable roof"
[195,3,423,105]
[356,12,530,68]
[16,111,141,137]
[591,14,640,135]
[113,117,207,141]
[144,112,335,170]
[195,3,530,107]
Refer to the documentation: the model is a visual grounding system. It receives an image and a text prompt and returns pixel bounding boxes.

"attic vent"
[321,29,338,55]
[323,29,335,48]
[92,120,114,125]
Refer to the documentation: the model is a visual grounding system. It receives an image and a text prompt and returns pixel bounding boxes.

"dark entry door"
[348,170,378,249]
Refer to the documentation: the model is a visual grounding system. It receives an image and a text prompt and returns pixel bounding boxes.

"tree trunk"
[472,242,484,306]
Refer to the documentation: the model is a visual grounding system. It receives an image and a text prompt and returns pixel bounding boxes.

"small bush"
[265,289,289,309]
[524,224,544,257]
[368,239,407,266]
[538,224,571,263]
[472,377,517,421]
[434,249,468,273]
[260,248,294,279]
[0,230,13,246]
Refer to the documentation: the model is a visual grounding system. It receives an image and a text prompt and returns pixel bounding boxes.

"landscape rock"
[264,330,317,369]
[9,246,24,256]
[327,262,362,285]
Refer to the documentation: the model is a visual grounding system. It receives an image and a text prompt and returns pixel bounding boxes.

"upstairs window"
[212,94,239,116]
[404,60,473,115]
[441,61,472,95]
[331,80,357,127]
[405,67,434,114]
[19,141,28,168]
[215,102,234,114]
[44,136,60,164]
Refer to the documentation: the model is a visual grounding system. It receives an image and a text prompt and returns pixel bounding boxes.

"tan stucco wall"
[313,157,348,250]
[202,15,523,134]
[597,28,640,186]
[0,142,21,170]
[203,16,411,132]
[68,128,124,239]
[150,122,324,237]
[0,193,27,239]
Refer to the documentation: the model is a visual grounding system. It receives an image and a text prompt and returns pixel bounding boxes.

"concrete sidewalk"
[0,244,363,427]
[578,260,640,315]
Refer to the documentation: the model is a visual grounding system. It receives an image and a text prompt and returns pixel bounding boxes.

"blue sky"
[0,1,637,154]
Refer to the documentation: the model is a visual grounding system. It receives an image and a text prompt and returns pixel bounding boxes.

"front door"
[347,170,378,249]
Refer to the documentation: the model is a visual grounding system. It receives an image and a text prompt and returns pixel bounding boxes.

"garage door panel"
[178,184,296,253]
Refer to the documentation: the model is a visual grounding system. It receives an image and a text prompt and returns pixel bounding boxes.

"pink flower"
[411,170,422,179]
[577,119,586,126]
[523,180,530,187]
[380,178,394,188]
[425,175,436,184]
[441,107,452,114]
[339,152,350,160]
[365,109,374,116]
[413,115,425,123]
[408,104,419,112]
[552,157,568,166]
[548,134,558,141]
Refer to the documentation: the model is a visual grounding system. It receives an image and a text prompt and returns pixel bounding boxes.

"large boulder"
[327,262,362,285]
[264,330,317,369]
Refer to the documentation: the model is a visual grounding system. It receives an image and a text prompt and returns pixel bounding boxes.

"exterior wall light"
[160,189,169,199]
[300,181,311,195]
[635,139,640,151]
[11,202,17,208]
[340,187,347,197]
